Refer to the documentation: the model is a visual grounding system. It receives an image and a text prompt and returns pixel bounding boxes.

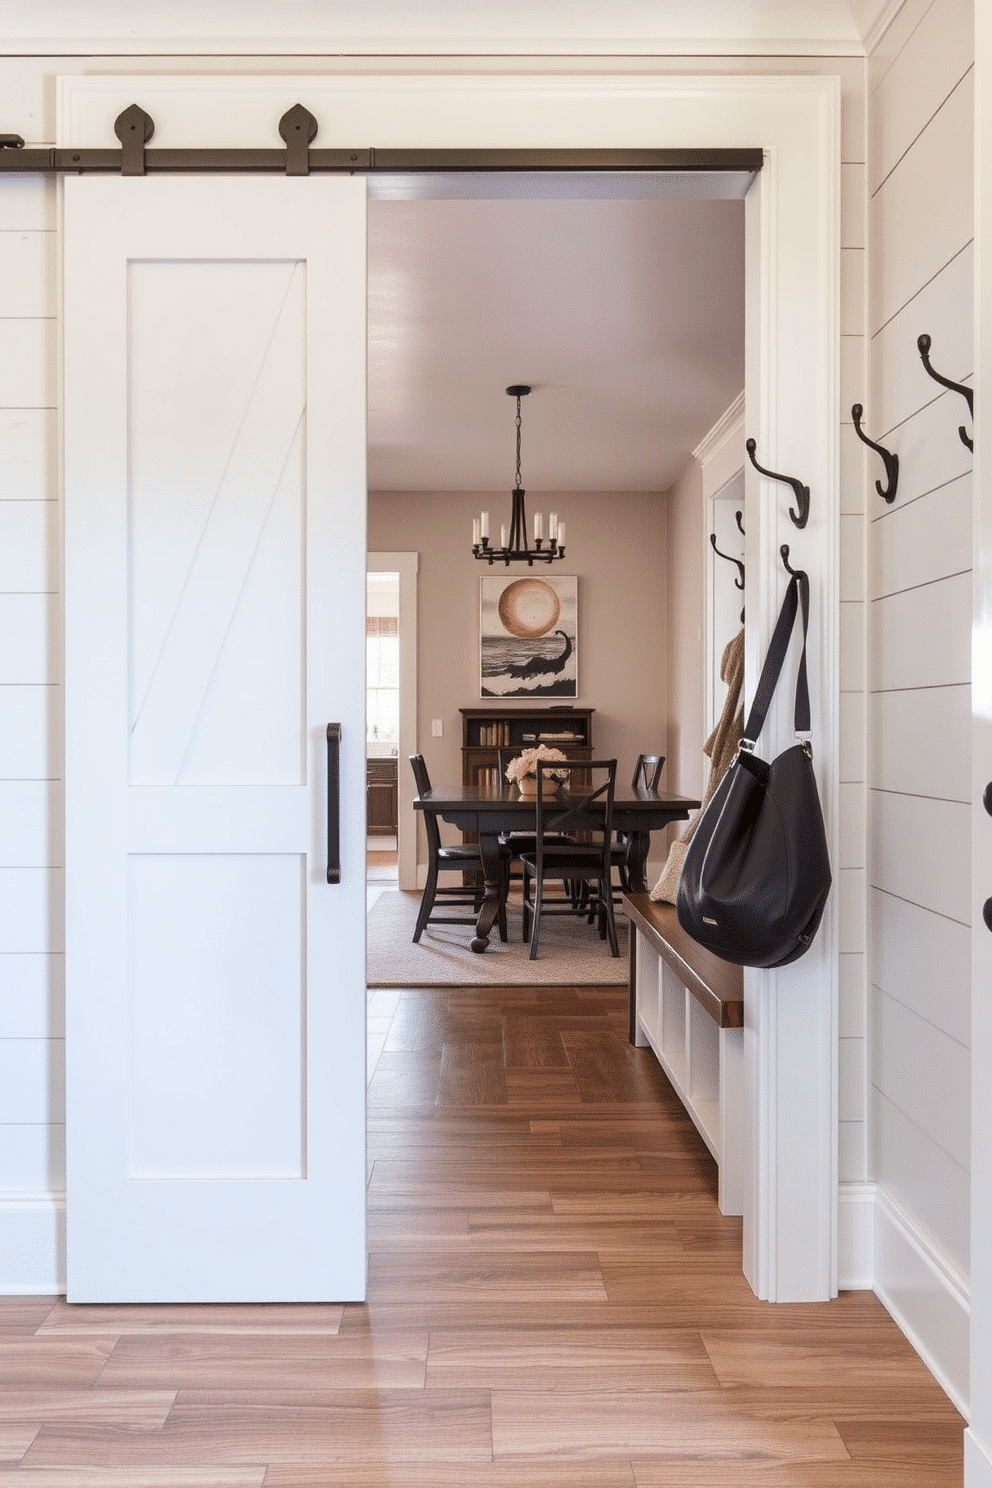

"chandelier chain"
[515,395,523,489]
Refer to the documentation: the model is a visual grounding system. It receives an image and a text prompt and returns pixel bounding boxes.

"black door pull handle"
[326,723,341,884]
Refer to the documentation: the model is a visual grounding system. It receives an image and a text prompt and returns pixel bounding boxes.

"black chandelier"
[472,385,566,565]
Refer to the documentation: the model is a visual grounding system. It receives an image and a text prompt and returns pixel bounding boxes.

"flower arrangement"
[505,744,569,784]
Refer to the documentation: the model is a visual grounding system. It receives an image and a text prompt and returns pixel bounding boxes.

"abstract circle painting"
[497,578,561,638]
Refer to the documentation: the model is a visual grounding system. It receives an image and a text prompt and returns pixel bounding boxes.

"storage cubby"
[625,894,744,1217]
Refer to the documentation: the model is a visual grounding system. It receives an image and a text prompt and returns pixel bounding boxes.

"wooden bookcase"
[460,705,594,790]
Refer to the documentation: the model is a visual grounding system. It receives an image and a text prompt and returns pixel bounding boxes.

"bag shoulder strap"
[741,569,811,747]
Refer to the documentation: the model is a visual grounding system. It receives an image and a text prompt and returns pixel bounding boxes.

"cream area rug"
[366,890,629,987]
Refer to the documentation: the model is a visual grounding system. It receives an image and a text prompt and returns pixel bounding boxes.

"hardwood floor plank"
[0,1339,115,1387]
[700,1329,946,1388]
[633,1464,960,1487]
[367,1052,442,1108]
[0,1298,60,1336]
[382,994,448,1054]
[0,1390,175,1427]
[262,1464,636,1486]
[367,1251,608,1302]
[94,1333,429,1390]
[550,1190,723,1216]
[0,1473,266,1487]
[836,1419,966,1463]
[367,1179,553,1211]
[505,1069,583,1103]
[35,1302,345,1336]
[437,1043,509,1106]
[23,1392,493,1467]
[0,1425,40,1465]
[501,1016,571,1068]
[424,1327,720,1391]
[489,1391,850,1462]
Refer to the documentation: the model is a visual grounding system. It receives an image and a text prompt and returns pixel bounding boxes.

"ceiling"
[366,186,746,493]
[4,1,895,55]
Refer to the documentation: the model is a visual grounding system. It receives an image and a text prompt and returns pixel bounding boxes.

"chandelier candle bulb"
[534,512,543,541]
[473,518,481,546]
[549,512,558,539]
[480,511,490,540]
[557,521,566,546]
[501,524,508,548]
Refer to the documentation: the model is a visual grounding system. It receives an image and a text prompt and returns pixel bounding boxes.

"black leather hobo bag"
[676,569,831,968]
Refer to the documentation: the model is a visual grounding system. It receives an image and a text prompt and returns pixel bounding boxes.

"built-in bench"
[624,892,744,1216]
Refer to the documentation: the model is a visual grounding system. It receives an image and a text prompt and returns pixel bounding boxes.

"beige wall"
[368,488,669,862]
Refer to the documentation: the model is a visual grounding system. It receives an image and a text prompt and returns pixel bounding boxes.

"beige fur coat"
[650,626,745,903]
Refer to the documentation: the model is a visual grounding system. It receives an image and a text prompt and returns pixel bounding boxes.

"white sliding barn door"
[62,176,368,1301]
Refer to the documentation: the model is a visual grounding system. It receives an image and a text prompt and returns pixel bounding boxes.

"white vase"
[517,775,538,795]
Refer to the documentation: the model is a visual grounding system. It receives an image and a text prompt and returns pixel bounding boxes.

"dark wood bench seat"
[623,892,743,1033]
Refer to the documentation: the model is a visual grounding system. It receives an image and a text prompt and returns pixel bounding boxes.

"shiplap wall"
[867,0,974,1411]
[0,167,64,1287]
[0,47,870,1294]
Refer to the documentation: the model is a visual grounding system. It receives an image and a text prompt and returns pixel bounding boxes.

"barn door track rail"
[0,104,764,179]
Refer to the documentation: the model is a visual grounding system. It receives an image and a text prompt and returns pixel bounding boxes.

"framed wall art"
[480,575,578,699]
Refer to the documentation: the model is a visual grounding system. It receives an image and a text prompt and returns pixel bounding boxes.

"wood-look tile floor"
[2,983,964,1486]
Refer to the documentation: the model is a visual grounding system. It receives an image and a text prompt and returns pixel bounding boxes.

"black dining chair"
[519,758,620,960]
[408,754,509,944]
[611,752,666,893]
[495,747,577,864]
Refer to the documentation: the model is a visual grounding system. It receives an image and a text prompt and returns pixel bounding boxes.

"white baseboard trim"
[837,1181,875,1289]
[966,1430,992,1488]
[873,1186,970,1418]
[0,1191,65,1295]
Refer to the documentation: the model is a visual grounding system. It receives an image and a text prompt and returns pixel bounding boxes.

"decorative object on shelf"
[504,744,569,794]
[917,333,973,451]
[472,386,567,565]
[745,437,810,529]
[480,574,578,698]
[851,402,899,503]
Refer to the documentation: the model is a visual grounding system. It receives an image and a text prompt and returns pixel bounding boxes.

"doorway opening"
[366,568,400,904]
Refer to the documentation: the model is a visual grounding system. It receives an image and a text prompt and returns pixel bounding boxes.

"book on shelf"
[477,722,513,746]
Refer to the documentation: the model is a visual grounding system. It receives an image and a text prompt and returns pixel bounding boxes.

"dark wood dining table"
[413,781,700,952]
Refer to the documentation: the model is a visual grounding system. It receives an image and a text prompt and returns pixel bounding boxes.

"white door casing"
[63,175,368,1301]
[59,71,841,1303]
[969,9,992,1482]
[368,552,419,892]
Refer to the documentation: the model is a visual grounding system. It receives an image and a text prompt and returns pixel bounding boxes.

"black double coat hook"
[851,404,899,503]
[745,439,810,528]
[918,334,973,451]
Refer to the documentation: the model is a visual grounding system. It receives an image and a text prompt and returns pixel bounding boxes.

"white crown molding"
[693,389,746,469]
[859,0,909,56]
[0,0,869,57]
